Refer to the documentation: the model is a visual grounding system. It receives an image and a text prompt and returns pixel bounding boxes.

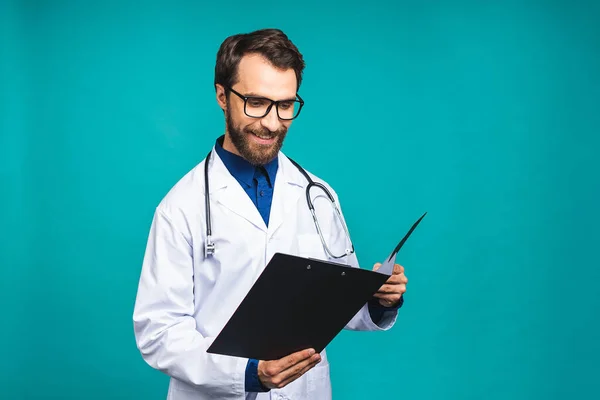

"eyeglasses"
[225,86,304,120]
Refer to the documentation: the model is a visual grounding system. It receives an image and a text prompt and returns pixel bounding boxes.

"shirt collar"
[214,135,278,187]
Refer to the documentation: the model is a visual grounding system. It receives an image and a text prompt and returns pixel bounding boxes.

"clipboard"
[206,212,427,361]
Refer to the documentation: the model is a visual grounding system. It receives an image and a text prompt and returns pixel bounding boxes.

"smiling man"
[133,28,408,400]
[217,53,297,166]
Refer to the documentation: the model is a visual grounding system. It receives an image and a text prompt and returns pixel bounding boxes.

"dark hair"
[214,28,305,93]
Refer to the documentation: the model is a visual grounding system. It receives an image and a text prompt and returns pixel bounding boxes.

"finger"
[279,358,320,387]
[373,292,404,301]
[277,355,321,388]
[276,348,315,374]
[373,263,382,271]
[377,284,393,293]
[391,274,408,285]
[377,284,403,294]
[373,293,403,306]
[384,274,407,285]
[277,353,321,386]
[375,284,406,296]
[393,264,405,274]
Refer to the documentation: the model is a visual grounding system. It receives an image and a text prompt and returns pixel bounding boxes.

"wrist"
[246,359,270,392]
[257,360,270,390]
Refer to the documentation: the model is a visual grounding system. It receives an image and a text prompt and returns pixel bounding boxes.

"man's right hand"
[257,348,322,389]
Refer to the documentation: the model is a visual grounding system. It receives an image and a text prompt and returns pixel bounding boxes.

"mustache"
[246,126,287,137]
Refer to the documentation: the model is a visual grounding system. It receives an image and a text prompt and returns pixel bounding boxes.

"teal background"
[2,0,599,399]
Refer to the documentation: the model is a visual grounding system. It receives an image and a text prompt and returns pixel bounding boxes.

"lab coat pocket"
[296,233,326,259]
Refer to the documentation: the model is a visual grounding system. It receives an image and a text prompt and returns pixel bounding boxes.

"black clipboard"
[206,212,427,361]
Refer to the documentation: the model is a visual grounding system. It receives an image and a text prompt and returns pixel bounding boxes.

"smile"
[250,131,277,144]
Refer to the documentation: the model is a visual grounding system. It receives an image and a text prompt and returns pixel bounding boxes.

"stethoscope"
[204,150,355,259]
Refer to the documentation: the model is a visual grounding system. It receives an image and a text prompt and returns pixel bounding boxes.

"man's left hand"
[372,263,408,307]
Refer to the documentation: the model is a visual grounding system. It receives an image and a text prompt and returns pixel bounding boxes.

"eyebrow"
[244,92,297,101]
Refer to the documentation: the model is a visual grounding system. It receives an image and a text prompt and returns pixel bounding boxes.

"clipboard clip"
[307,257,349,267]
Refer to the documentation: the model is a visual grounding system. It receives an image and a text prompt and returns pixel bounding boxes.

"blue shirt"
[214,136,402,392]
[214,137,277,226]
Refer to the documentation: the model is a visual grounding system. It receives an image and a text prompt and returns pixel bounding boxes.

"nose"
[260,105,282,132]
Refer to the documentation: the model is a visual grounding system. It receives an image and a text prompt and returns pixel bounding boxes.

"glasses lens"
[245,98,271,118]
[277,100,301,120]
[244,98,301,119]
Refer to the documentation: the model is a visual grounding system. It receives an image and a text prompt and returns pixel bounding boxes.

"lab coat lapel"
[268,154,305,238]
[209,150,267,233]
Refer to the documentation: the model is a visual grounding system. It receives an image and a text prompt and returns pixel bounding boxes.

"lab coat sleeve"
[325,189,399,332]
[342,251,399,331]
[132,207,246,399]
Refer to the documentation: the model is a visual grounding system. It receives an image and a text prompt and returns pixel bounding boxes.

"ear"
[215,84,227,111]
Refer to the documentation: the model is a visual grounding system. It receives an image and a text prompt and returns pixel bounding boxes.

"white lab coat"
[133,146,398,400]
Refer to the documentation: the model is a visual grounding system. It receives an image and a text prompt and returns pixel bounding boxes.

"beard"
[226,108,288,166]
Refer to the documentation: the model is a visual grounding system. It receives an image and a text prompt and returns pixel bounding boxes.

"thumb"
[373,262,382,271]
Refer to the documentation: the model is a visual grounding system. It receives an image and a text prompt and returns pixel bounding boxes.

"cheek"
[227,99,246,118]
[229,109,253,129]
[245,119,264,132]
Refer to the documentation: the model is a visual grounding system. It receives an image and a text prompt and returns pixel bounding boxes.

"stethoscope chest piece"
[205,235,215,257]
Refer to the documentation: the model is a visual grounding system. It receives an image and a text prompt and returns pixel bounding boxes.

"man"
[133,28,408,400]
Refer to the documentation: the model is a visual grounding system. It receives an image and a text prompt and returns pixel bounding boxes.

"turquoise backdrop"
[2,1,599,399]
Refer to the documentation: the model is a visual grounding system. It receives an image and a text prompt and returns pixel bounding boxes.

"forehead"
[235,53,298,99]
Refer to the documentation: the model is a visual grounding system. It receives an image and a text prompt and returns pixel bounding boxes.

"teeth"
[254,133,273,140]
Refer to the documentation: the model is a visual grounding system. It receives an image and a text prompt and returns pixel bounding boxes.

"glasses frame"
[225,85,304,120]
